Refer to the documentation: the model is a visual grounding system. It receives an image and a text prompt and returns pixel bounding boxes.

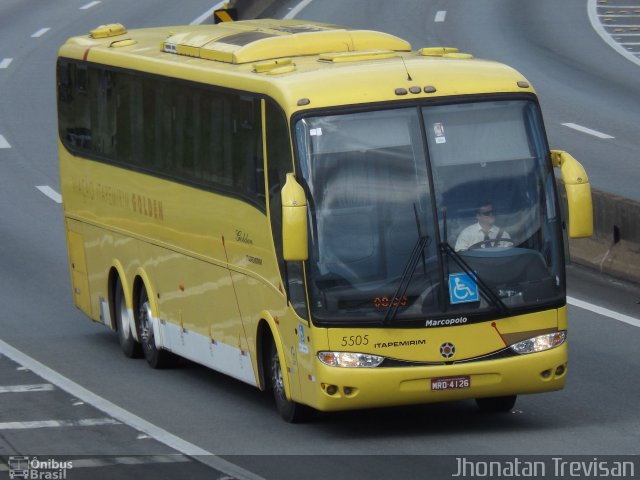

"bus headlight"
[510,331,567,355]
[317,351,384,368]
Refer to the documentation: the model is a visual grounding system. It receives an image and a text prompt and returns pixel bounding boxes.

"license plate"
[431,376,470,391]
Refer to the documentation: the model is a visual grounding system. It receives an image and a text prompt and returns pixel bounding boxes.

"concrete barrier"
[223,0,640,286]
[568,187,640,284]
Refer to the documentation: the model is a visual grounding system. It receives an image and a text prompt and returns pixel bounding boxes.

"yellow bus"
[57,18,592,422]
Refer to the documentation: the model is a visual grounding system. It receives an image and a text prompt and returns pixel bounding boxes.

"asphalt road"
[267,0,640,201]
[1,1,639,479]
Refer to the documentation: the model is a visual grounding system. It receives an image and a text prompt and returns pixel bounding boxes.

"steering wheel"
[468,238,515,250]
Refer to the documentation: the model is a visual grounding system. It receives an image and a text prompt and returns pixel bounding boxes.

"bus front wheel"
[269,340,312,423]
[475,395,517,413]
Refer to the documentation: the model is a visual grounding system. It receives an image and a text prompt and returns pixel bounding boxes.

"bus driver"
[454,202,512,251]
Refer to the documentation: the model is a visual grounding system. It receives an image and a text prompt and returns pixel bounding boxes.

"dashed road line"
[0,134,11,149]
[435,11,447,22]
[0,58,13,69]
[561,122,615,139]
[568,296,640,328]
[0,384,54,393]
[0,418,121,430]
[79,0,101,9]
[36,186,62,204]
[31,28,51,38]
[64,455,191,468]
[0,338,266,480]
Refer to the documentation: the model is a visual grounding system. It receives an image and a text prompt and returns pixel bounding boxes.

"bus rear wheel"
[269,340,312,423]
[137,286,177,369]
[114,279,142,358]
[475,395,517,413]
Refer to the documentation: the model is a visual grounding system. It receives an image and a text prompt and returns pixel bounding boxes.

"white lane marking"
[435,11,447,22]
[190,1,226,25]
[568,296,640,328]
[0,338,266,480]
[588,0,640,67]
[0,134,10,148]
[31,28,51,38]
[68,455,191,468]
[561,122,615,139]
[0,383,54,393]
[0,418,120,430]
[36,186,62,204]
[285,0,314,19]
[0,58,13,69]
[79,0,101,9]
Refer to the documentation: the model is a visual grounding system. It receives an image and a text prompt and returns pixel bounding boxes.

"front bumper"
[304,343,567,411]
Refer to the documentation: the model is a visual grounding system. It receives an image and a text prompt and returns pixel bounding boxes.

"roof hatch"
[161,22,411,64]
[90,23,127,39]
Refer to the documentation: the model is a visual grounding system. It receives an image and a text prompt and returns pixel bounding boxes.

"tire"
[475,395,517,413]
[269,340,313,423]
[114,279,142,358]
[137,285,177,369]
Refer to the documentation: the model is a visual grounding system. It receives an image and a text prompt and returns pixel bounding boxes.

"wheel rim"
[139,300,154,351]
[271,348,286,401]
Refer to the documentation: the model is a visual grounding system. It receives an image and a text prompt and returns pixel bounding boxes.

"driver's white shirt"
[454,223,511,251]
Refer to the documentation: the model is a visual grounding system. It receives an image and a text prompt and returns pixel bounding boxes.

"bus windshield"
[295,99,564,325]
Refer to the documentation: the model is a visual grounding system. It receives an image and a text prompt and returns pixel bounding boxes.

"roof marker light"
[297,98,311,106]
[395,88,408,96]
[424,85,437,93]
[517,81,530,88]
[409,86,421,94]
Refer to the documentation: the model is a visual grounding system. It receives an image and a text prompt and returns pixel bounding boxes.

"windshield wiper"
[383,204,431,325]
[383,235,431,325]
[439,242,510,315]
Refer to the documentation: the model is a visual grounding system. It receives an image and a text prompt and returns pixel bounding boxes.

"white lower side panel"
[159,321,257,387]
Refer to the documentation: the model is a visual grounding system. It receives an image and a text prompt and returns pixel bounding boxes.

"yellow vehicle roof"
[59,19,534,115]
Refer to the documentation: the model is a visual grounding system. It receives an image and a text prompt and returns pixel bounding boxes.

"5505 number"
[341,335,369,347]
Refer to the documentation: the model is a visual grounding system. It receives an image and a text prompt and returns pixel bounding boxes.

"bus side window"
[232,97,264,202]
[57,61,92,151]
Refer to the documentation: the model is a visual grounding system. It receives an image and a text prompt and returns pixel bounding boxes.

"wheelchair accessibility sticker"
[448,273,479,304]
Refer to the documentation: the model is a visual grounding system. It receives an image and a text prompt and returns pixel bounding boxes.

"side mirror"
[281,173,308,261]
[551,150,593,238]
